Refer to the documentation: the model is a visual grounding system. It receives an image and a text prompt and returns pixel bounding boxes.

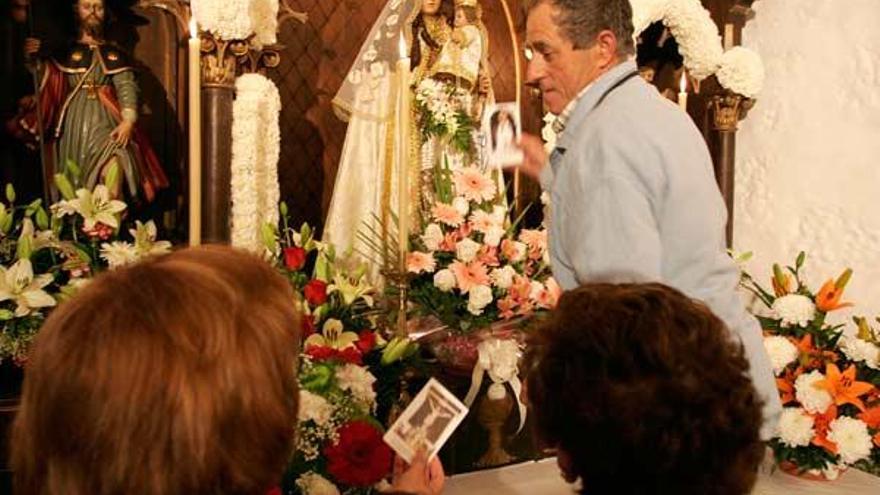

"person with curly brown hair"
[525,283,765,495]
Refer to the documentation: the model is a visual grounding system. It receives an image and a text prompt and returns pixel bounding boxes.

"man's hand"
[390,451,445,495]
[508,133,548,181]
[478,73,491,95]
[110,120,134,147]
[24,37,40,58]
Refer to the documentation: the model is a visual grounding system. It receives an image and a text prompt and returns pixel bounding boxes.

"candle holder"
[382,267,411,339]
[710,92,753,132]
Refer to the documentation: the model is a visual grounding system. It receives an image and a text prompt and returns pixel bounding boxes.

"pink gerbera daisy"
[450,261,491,294]
[432,203,465,227]
[406,251,437,274]
[454,168,496,203]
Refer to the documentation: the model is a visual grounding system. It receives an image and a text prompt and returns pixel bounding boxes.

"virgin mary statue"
[324,0,493,279]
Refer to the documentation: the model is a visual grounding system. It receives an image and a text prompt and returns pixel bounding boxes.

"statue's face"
[422,0,441,15]
[76,0,105,29]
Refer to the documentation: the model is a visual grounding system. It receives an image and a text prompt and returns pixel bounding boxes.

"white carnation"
[483,226,505,247]
[794,370,833,414]
[490,266,516,290]
[776,408,815,448]
[716,47,764,98]
[335,364,377,407]
[827,417,873,464]
[467,284,494,315]
[528,280,544,301]
[421,223,444,251]
[763,336,799,375]
[840,335,880,370]
[298,390,334,426]
[452,196,470,216]
[434,269,456,292]
[456,238,481,263]
[296,471,341,495]
[100,241,140,268]
[771,294,815,328]
[491,205,507,224]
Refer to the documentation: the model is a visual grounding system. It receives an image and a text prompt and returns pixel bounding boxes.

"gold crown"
[455,0,478,8]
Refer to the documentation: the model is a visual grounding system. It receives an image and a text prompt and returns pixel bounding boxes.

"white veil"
[324,0,421,279]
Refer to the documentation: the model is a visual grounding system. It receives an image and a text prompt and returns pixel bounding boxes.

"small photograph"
[483,102,524,168]
[383,378,469,463]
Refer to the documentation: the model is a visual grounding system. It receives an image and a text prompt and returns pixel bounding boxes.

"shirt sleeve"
[559,171,662,285]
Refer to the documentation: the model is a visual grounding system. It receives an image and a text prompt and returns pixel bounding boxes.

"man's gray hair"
[526,0,635,56]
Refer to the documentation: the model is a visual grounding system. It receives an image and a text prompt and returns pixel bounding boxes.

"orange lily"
[859,406,880,429]
[814,363,875,411]
[812,404,839,454]
[776,377,795,404]
[815,268,853,312]
[772,263,792,297]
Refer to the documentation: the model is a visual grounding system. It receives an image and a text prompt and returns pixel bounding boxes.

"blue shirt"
[540,60,781,438]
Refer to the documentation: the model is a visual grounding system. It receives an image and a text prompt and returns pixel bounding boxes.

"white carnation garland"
[631,0,764,94]
[191,0,278,46]
[231,73,281,252]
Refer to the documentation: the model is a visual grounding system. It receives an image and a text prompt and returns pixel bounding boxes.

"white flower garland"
[231,73,281,252]
[631,0,764,95]
[191,0,278,46]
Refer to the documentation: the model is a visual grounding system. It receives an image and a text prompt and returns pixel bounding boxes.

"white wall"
[735,0,880,319]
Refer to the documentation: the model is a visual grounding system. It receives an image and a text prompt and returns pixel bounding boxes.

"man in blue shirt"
[516,0,781,438]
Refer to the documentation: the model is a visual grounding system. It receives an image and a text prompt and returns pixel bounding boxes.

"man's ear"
[594,29,620,69]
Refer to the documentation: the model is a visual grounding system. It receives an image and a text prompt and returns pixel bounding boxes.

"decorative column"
[710,92,751,247]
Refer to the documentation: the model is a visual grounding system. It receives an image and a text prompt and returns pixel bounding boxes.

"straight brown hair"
[12,246,301,495]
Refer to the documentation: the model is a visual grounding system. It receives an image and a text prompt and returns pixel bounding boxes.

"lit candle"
[188,19,202,246]
[723,23,735,50]
[678,72,688,112]
[396,34,410,266]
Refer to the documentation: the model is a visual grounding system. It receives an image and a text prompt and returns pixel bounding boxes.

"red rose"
[302,314,316,338]
[283,246,307,270]
[303,279,328,306]
[355,330,377,354]
[305,345,337,361]
[265,487,282,495]
[324,420,393,487]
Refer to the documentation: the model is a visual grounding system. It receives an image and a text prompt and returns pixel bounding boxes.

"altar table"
[445,456,880,495]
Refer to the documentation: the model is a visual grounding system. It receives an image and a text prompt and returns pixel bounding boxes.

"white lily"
[328,273,374,307]
[18,218,55,252]
[100,241,140,268]
[304,318,359,350]
[0,259,56,316]
[53,185,126,229]
[130,220,172,256]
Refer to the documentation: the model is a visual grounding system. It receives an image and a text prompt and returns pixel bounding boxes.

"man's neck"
[79,32,103,46]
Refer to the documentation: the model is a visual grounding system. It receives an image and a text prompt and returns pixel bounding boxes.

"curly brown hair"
[525,283,764,495]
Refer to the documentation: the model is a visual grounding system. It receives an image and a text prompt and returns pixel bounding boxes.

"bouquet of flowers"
[742,253,880,479]
[0,167,170,366]
[264,208,419,494]
[414,78,475,154]
[406,164,560,333]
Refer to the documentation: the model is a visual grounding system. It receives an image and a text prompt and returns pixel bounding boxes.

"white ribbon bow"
[463,338,527,434]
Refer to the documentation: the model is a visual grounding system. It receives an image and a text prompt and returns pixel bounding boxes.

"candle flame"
[679,72,688,93]
[189,18,198,40]
[398,33,408,60]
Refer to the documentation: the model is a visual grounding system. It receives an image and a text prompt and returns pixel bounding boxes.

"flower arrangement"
[413,78,475,154]
[263,207,419,494]
[741,252,880,479]
[406,164,560,333]
[0,168,170,365]
[716,46,765,99]
[191,0,279,45]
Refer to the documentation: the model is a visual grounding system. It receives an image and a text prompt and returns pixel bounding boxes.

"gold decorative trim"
[711,92,750,132]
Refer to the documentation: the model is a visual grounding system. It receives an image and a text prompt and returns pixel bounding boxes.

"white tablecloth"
[445,456,880,495]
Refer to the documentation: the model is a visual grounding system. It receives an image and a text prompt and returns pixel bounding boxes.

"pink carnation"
[454,167,496,203]
[501,239,527,263]
[519,229,547,260]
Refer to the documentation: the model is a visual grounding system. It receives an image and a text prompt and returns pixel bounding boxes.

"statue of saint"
[21,0,167,201]
[324,0,493,279]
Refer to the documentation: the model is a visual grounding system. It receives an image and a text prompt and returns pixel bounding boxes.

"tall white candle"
[678,72,688,112]
[397,34,410,266]
[188,19,202,246]
[723,23,735,50]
